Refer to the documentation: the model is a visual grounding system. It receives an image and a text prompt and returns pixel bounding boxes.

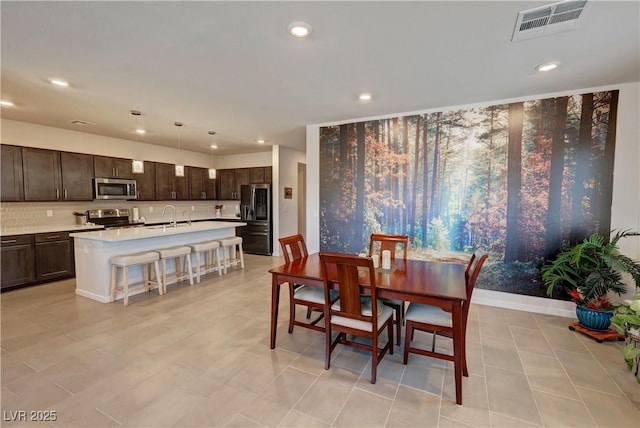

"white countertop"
[1,224,105,236]
[69,221,246,242]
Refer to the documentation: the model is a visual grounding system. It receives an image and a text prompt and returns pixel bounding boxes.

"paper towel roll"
[132,207,139,222]
[382,250,391,270]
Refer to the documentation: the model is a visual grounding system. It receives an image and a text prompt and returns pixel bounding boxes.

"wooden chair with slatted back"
[368,233,409,345]
[319,251,394,384]
[279,234,337,334]
[403,248,488,378]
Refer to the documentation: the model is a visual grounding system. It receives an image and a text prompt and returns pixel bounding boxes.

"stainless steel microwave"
[93,178,137,200]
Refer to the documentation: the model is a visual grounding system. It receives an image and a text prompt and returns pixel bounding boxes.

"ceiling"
[1,1,638,156]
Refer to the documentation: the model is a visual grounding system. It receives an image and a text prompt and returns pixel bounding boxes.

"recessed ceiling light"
[287,22,312,38]
[136,129,146,135]
[0,100,15,107]
[535,62,558,72]
[257,139,265,144]
[359,93,372,101]
[48,78,70,87]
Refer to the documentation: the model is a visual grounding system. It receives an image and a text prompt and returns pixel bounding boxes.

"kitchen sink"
[145,224,192,230]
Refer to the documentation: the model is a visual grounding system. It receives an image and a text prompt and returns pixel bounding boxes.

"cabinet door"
[155,163,174,200]
[204,170,217,200]
[250,167,265,184]
[1,235,35,288]
[187,166,205,200]
[60,152,94,200]
[264,166,272,183]
[136,161,156,200]
[1,145,24,201]
[114,158,133,178]
[234,168,251,198]
[173,174,189,200]
[35,238,72,281]
[93,156,115,177]
[22,148,62,201]
[218,169,236,200]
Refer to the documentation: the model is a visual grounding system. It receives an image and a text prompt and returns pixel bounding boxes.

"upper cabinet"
[250,166,272,184]
[187,166,216,200]
[94,156,133,178]
[22,147,94,201]
[156,162,188,200]
[217,167,271,200]
[135,161,156,201]
[1,145,24,202]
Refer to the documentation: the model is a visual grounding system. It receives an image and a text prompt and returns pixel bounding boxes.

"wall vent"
[512,0,588,42]
[68,119,96,126]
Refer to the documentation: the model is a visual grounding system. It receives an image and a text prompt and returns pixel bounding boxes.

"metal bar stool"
[217,236,245,274]
[110,251,162,306]
[156,246,194,292]
[188,241,222,283]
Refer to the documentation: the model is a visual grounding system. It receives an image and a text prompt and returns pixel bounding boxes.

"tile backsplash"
[0,200,240,232]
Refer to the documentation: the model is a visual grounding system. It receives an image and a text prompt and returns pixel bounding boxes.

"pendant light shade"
[131,110,145,174]
[208,131,216,179]
[175,121,184,177]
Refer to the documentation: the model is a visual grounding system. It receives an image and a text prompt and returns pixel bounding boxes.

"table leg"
[452,303,463,405]
[270,274,280,349]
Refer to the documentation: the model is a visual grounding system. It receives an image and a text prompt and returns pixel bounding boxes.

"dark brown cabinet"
[60,152,94,200]
[249,166,272,184]
[35,232,73,282]
[135,161,156,201]
[156,162,188,200]
[1,145,24,202]
[22,147,94,201]
[187,166,217,200]
[1,235,35,289]
[218,168,251,200]
[94,156,133,178]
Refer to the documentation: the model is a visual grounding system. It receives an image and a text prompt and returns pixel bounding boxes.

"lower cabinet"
[35,232,73,282]
[1,235,35,289]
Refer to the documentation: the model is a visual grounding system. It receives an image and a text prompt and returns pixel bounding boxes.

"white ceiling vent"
[68,119,96,126]
[512,0,588,42]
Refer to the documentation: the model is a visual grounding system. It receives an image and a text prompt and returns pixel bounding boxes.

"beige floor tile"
[294,366,359,424]
[254,366,317,408]
[489,412,542,427]
[440,372,490,427]
[279,410,329,427]
[485,365,542,425]
[174,384,258,427]
[533,390,597,427]
[481,335,524,373]
[225,414,267,428]
[399,356,446,396]
[605,367,640,408]
[332,388,392,427]
[556,349,624,395]
[511,326,555,357]
[581,338,628,371]
[438,415,474,427]
[479,316,515,340]
[355,352,405,399]
[577,386,640,427]
[538,324,590,355]
[239,395,294,428]
[519,350,580,400]
[385,385,440,428]
[504,308,540,330]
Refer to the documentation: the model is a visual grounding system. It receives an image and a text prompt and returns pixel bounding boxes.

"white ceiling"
[1,1,638,156]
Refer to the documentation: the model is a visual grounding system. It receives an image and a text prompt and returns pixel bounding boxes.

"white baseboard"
[75,288,110,303]
[472,288,576,319]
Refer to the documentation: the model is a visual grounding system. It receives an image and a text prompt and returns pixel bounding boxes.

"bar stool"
[188,241,223,283]
[156,246,194,292]
[110,251,162,306]
[218,236,245,274]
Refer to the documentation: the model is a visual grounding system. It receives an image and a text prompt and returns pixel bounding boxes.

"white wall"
[306,82,640,318]
[1,119,274,170]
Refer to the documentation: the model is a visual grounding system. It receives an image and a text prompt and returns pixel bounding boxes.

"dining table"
[268,252,468,404]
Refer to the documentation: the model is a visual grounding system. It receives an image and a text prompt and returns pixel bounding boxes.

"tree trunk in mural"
[391,117,399,233]
[410,115,421,240]
[402,117,409,235]
[421,115,430,247]
[505,102,524,263]
[545,96,569,257]
[354,121,366,252]
[373,120,380,194]
[597,90,618,238]
[571,93,594,243]
[429,113,441,223]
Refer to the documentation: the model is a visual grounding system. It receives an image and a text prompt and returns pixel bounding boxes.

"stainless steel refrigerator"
[239,184,272,255]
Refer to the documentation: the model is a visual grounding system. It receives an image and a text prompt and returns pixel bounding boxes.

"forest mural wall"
[319,91,619,298]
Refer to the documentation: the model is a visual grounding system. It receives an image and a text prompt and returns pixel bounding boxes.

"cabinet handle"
[202,192,206,199]
[56,189,60,199]
[46,235,61,239]
[137,190,140,199]
[1,240,17,244]
[116,167,119,176]
[64,189,68,199]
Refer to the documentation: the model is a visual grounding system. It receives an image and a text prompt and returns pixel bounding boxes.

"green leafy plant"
[541,230,640,311]
[611,293,640,383]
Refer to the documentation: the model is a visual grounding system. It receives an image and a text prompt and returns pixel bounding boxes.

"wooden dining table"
[268,252,468,404]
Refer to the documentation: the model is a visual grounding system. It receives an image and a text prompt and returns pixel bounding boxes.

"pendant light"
[174,121,184,177]
[208,131,217,179]
[131,110,145,174]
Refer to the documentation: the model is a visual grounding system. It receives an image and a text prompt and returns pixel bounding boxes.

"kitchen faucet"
[162,204,177,228]
[182,210,192,226]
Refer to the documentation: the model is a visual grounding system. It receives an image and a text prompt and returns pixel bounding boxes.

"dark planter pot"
[576,305,613,331]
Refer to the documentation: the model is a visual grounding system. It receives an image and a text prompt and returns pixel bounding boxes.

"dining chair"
[368,233,409,345]
[279,234,337,334]
[402,248,488,381]
[319,251,394,384]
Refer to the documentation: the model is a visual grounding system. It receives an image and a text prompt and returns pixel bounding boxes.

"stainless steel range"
[87,209,142,229]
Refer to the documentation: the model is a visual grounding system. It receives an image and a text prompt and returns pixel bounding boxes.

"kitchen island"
[70,221,246,303]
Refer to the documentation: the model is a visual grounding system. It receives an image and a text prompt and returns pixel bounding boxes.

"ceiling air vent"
[512,0,588,42]
[68,119,96,126]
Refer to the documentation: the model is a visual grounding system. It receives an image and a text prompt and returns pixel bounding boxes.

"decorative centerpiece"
[542,230,640,332]
[611,293,640,383]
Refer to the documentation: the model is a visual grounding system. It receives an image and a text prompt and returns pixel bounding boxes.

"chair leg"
[194,251,201,283]
[325,323,332,370]
[288,283,296,334]
[216,247,223,276]
[388,319,394,355]
[395,306,402,346]
[238,244,245,268]
[371,329,378,384]
[153,260,163,295]
[162,259,168,291]
[143,262,150,292]
[123,266,129,307]
[403,321,413,364]
[110,265,118,303]
[184,254,194,285]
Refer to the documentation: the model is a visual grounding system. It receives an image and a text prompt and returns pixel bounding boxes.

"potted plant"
[611,293,640,383]
[542,230,640,331]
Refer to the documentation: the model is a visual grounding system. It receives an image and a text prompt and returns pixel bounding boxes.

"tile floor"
[1,254,639,427]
